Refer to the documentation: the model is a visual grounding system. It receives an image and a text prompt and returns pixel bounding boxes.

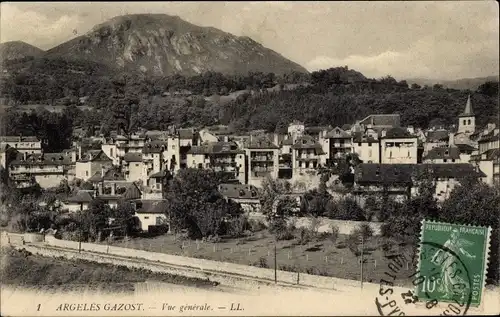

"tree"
[410,83,421,90]
[439,179,500,284]
[165,168,243,238]
[381,169,438,244]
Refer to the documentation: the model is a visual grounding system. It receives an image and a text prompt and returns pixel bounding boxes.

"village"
[0,94,498,233]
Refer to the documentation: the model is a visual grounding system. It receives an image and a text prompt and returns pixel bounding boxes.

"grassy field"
[0,246,217,293]
[108,230,417,287]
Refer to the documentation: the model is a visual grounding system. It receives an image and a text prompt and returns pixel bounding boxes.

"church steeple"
[457,94,476,135]
[459,94,474,117]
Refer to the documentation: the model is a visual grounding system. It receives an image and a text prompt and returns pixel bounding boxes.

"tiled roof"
[352,133,378,143]
[355,163,485,185]
[134,199,168,214]
[143,141,167,154]
[478,130,500,143]
[245,136,279,149]
[218,183,260,200]
[426,130,449,142]
[291,135,325,154]
[305,126,332,134]
[188,142,244,155]
[0,136,40,143]
[384,127,414,139]
[98,183,142,201]
[325,127,351,139]
[359,114,401,127]
[423,147,460,161]
[102,169,126,181]
[78,150,112,163]
[66,190,94,203]
[10,153,72,166]
[123,152,143,162]
[455,144,477,153]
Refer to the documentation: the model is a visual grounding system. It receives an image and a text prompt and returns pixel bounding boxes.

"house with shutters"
[423,147,461,164]
[321,126,353,164]
[353,163,486,203]
[9,152,74,189]
[218,183,261,213]
[379,127,419,164]
[63,190,95,212]
[244,135,280,188]
[75,150,113,181]
[0,136,42,154]
[187,141,246,184]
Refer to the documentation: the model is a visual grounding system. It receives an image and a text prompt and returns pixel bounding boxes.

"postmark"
[417,221,491,309]
[375,220,491,316]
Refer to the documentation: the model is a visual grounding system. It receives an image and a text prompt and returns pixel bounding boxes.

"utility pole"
[360,233,364,289]
[78,212,82,253]
[274,237,277,284]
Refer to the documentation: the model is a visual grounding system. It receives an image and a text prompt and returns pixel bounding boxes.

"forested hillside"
[1,65,498,151]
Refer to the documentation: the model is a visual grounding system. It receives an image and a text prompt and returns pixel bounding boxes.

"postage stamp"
[416,220,492,309]
[375,220,492,316]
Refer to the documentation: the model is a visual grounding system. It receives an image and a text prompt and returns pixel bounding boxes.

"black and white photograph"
[0,1,499,316]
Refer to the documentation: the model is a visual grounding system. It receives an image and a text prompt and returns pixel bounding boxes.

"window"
[110,148,114,157]
[358,142,362,146]
[463,119,466,125]
[85,171,89,177]
[368,143,372,147]
[452,159,455,162]
[135,163,139,167]
[444,159,447,163]
[144,216,149,220]
[467,119,471,125]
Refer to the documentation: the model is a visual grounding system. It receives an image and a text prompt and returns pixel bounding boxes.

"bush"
[247,218,267,232]
[269,218,295,241]
[329,224,340,243]
[297,227,315,245]
[335,242,347,249]
[252,256,269,268]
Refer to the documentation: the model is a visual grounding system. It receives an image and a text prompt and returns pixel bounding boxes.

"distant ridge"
[44,13,308,76]
[406,75,499,91]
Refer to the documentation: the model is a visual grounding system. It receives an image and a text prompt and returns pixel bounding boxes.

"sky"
[0,1,498,80]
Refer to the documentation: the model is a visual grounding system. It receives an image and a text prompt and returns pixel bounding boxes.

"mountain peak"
[0,41,44,61]
[46,13,307,76]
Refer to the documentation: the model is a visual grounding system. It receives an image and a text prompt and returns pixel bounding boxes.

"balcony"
[250,155,274,162]
[297,155,319,161]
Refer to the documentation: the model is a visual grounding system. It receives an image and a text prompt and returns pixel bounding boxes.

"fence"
[39,235,369,289]
[3,231,406,289]
[247,214,383,235]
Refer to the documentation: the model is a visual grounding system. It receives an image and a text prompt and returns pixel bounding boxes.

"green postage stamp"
[417,220,492,308]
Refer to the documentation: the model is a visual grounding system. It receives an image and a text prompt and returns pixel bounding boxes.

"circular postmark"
[375,240,472,316]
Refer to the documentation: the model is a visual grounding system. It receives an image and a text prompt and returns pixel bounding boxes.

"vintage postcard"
[1,1,499,316]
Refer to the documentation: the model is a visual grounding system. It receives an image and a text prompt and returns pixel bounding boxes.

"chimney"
[78,144,82,159]
[23,152,27,161]
[71,150,77,163]
[101,166,106,177]
[111,183,116,196]
[381,130,387,138]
